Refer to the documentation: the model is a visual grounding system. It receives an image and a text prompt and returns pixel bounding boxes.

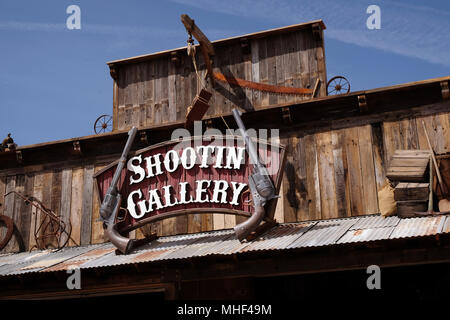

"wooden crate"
[397,200,428,218]
[394,182,429,201]
[386,150,430,182]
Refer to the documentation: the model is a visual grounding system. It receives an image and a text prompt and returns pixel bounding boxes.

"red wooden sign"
[94,136,285,234]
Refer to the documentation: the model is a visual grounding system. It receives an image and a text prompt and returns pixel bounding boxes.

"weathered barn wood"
[109,21,327,131]
[0,23,449,253]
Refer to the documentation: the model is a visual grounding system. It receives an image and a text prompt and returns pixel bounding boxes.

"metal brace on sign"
[358,95,368,113]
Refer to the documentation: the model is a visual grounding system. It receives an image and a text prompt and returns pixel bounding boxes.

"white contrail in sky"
[171,0,450,67]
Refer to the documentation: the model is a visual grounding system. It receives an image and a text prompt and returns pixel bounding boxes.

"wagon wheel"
[327,76,350,95]
[94,115,113,134]
[0,215,14,251]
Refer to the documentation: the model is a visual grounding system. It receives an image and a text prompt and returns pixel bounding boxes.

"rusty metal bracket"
[16,150,23,164]
[441,81,449,99]
[358,95,368,113]
[73,141,81,154]
[281,106,292,124]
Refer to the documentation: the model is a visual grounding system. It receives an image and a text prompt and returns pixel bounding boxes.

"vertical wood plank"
[258,38,269,108]
[332,130,349,218]
[304,134,321,220]
[371,123,387,192]
[124,104,133,130]
[275,35,286,106]
[316,132,337,219]
[267,35,277,106]
[281,137,300,222]
[29,173,43,250]
[250,39,260,108]
[4,175,19,252]
[168,59,177,123]
[0,176,6,242]
[80,165,94,245]
[315,29,327,97]
[50,169,62,248]
[131,104,140,127]
[298,30,311,95]
[3,176,16,252]
[91,165,106,244]
[40,172,53,248]
[59,168,72,247]
[344,127,364,216]
[19,173,34,251]
[358,125,379,214]
[117,105,125,130]
[69,168,83,246]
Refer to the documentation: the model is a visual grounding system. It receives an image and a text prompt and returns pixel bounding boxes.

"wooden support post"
[281,106,292,125]
[358,94,368,113]
[312,79,320,98]
[441,81,449,99]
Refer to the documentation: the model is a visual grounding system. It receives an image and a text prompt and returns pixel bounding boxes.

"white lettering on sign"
[126,146,249,219]
[127,180,248,218]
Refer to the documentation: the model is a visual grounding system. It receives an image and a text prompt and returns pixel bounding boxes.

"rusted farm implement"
[2,191,78,251]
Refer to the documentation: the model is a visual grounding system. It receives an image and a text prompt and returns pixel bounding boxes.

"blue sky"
[1,0,449,146]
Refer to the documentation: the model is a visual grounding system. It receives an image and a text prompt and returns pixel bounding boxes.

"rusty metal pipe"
[105,222,134,254]
[234,205,265,241]
[103,193,135,254]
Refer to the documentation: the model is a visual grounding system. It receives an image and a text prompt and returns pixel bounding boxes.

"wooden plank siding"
[113,28,326,131]
[1,116,449,253]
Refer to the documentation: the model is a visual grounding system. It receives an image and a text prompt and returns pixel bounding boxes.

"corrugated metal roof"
[287,217,358,249]
[442,216,450,234]
[389,216,446,239]
[350,215,400,230]
[0,214,448,277]
[338,227,395,244]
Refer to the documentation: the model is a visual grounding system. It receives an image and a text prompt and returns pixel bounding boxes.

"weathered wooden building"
[0,19,449,302]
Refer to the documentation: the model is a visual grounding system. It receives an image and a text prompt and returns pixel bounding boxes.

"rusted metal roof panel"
[287,217,359,249]
[1,214,449,276]
[160,230,238,260]
[241,222,316,252]
[337,227,395,244]
[389,216,446,239]
[0,245,106,276]
[442,216,450,234]
[350,215,400,230]
[80,232,211,268]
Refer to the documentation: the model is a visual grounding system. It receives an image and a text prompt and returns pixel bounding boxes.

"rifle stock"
[100,127,138,254]
[232,109,278,241]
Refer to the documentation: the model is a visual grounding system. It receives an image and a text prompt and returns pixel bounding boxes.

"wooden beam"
[181,14,215,86]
